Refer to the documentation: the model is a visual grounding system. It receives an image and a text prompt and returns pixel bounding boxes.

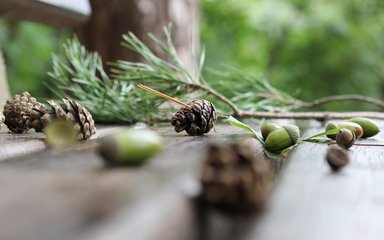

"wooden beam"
[0,0,89,28]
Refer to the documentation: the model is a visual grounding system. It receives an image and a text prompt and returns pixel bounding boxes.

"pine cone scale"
[3,92,96,140]
[171,99,217,136]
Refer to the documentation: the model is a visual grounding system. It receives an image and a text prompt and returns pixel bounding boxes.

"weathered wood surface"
[1,120,384,240]
[0,124,245,240]
[0,0,89,27]
[249,120,384,240]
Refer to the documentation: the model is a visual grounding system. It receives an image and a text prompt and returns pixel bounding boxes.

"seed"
[335,128,355,149]
[326,147,350,172]
[98,128,163,166]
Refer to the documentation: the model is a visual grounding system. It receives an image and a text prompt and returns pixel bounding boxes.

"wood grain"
[0,124,247,240]
[248,120,384,240]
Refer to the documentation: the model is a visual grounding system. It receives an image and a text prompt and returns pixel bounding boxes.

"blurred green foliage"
[1,0,384,111]
[0,20,64,98]
[201,0,384,110]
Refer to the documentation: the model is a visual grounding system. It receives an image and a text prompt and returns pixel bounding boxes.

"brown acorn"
[336,128,355,149]
[326,147,350,172]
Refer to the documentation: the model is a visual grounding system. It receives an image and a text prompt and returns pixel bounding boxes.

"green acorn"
[261,122,281,139]
[338,122,363,139]
[264,125,301,153]
[325,123,338,140]
[348,117,380,138]
[98,128,163,166]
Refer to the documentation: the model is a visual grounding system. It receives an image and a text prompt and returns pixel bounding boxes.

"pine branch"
[257,93,384,110]
[46,27,384,124]
[231,110,384,121]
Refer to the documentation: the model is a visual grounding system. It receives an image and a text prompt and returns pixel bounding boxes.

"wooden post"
[0,50,10,110]
[76,0,200,73]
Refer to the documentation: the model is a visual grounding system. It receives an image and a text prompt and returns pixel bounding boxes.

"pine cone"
[171,99,217,136]
[3,92,47,133]
[200,139,271,214]
[28,98,96,140]
[0,111,4,130]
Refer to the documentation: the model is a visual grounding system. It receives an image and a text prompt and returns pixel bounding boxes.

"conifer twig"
[259,93,384,110]
[137,84,189,107]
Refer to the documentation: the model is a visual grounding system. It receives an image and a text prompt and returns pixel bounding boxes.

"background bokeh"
[1,0,384,110]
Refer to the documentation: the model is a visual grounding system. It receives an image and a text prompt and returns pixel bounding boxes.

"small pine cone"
[200,139,272,214]
[0,111,4,130]
[171,99,217,136]
[29,98,96,140]
[3,92,47,133]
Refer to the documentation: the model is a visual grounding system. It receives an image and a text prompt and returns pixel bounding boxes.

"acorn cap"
[348,117,380,138]
[283,125,301,144]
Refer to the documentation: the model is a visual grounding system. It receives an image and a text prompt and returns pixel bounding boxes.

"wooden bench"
[1,120,384,240]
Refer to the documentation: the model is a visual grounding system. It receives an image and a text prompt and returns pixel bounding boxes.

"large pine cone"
[0,111,4,130]
[200,139,272,214]
[171,99,217,136]
[29,98,96,140]
[3,92,47,133]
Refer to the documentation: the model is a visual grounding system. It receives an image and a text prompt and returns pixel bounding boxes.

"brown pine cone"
[200,138,272,214]
[0,111,4,130]
[171,99,217,136]
[3,92,47,133]
[29,98,96,140]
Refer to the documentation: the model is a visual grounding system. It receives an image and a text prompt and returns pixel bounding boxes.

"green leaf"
[226,116,264,144]
[265,150,281,159]
[303,128,340,141]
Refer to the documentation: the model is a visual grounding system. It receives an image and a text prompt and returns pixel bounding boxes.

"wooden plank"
[0,124,247,240]
[0,0,89,27]
[248,121,384,240]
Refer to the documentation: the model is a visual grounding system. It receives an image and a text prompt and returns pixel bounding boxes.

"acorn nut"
[264,125,301,153]
[336,128,355,149]
[348,117,380,138]
[98,128,163,166]
[337,122,363,139]
[261,122,281,139]
[326,147,350,172]
[325,123,338,140]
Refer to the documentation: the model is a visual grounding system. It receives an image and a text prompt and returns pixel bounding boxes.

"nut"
[98,128,163,166]
[326,147,349,172]
[264,125,301,153]
[336,128,355,149]
[261,122,280,139]
[325,123,338,139]
[337,122,363,139]
[348,117,380,138]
